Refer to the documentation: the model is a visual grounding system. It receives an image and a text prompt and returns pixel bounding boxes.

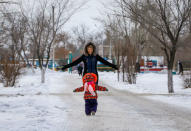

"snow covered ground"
[0,95,69,131]
[0,69,70,131]
[0,69,191,131]
[99,71,191,110]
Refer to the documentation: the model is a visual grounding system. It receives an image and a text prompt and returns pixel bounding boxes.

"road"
[53,73,191,131]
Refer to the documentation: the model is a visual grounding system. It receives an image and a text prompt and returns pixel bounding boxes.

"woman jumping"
[61,42,118,84]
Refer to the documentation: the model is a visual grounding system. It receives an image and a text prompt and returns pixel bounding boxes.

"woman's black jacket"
[62,54,117,77]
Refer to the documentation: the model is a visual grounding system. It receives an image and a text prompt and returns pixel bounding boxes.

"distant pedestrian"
[178,61,184,75]
[77,65,83,76]
[135,62,140,73]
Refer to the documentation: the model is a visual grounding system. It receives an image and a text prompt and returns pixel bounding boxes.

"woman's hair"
[87,45,93,49]
[84,42,97,56]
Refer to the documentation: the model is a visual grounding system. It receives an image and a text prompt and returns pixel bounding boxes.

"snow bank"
[0,69,76,131]
[0,95,69,131]
[0,69,72,96]
[99,72,191,94]
[99,71,191,109]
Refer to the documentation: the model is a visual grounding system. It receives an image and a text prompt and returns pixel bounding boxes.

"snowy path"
[55,73,191,131]
[1,71,191,131]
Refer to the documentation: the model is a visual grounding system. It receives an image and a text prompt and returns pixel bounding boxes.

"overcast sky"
[64,0,114,32]
[6,0,114,32]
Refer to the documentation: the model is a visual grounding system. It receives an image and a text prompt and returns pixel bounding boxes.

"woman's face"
[87,46,93,55]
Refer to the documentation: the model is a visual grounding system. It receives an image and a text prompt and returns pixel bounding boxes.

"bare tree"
[2,12,29,64]
[131,26,148,62]
[116,0,191,93]
[72,24,93,49]
[55,32,72,63]
[0,15,24,87]
[20,0,85,83]
[97,12,138,83]
[0,7,27,87]
[0,49,24,87]
[188,14,191,33]
[96,15,121,81]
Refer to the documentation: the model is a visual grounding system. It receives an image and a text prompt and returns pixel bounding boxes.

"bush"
[183,72,191,88]
[184,77,191,88]
[0,58,23,87]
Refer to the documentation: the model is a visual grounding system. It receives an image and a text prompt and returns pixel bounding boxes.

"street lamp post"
[102,41,104,57]
[68,51,72,73]
[52,5,55,71]
[52,45,55,70]
[109,42,112,59]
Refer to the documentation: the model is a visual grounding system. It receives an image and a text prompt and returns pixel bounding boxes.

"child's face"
[85,75,94,82]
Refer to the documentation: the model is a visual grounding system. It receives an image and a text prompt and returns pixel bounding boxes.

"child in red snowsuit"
[73,73,108,116]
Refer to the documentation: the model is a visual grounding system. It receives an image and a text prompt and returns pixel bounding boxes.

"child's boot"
[91,111,96,116]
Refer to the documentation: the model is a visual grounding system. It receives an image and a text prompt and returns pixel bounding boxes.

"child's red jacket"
[73,85,108,99]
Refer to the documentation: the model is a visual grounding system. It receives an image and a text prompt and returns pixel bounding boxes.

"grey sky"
[5,0,113,32]
[64,0,114,32]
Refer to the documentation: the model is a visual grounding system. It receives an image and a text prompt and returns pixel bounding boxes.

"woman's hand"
[61,66,66,71]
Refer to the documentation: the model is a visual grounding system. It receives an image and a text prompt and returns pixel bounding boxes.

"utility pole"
[52,5,55,71]
[102,41,104,57]
[109,41,112,59]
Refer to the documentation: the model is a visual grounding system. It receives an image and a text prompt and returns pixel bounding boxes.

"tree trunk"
[41,68,45,83]
[122,70,125,82]
[167,69,174,93]
[31,66,35,74]
[122,58,125,82]
[3,81,8,87]
[117,45,120,82]
[31,57,36,74]
[117,70,120,82]
[166,49,176,93]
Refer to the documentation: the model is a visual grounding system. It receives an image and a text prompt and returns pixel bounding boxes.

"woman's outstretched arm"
[62,55,84,70]
[96,54,118,70]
